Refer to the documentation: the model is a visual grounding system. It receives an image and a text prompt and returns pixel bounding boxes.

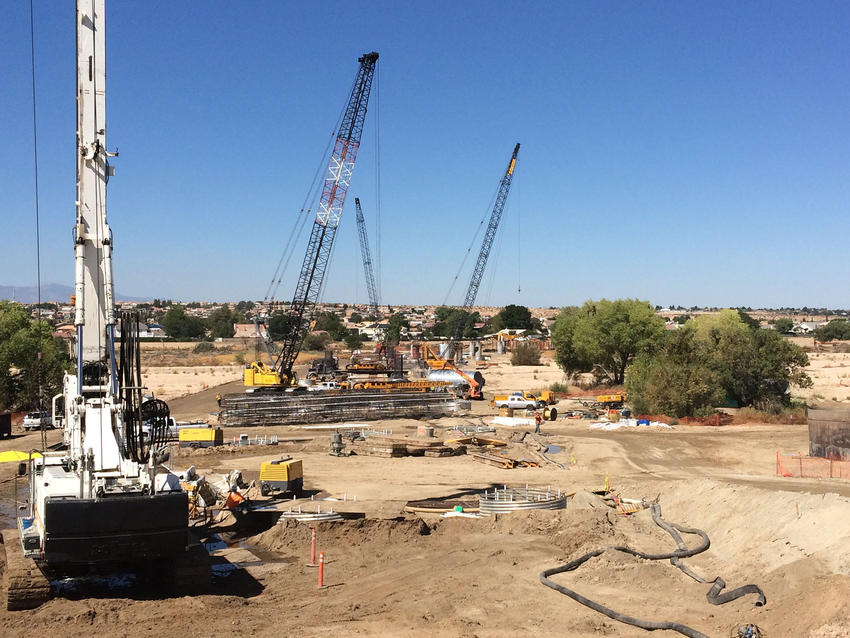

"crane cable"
[29,0,46,451]
[373,64,382,303]
[516,165,521,294]
[263,125,337,305]
[264,78,354,307]
[442,182,500,306]
[482,211,506,306]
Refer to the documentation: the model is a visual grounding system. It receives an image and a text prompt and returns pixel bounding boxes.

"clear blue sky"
[3,1,849,308]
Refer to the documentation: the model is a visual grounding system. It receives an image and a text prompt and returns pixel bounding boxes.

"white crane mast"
[75,0,116,370]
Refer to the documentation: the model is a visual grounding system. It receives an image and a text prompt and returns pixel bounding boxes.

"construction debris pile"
[220,390,464,427]
[350,435,463,458]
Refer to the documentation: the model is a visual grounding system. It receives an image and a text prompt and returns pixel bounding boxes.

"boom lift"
[425,143,520,398]
[1,0,203,610]
[244,51,379,388]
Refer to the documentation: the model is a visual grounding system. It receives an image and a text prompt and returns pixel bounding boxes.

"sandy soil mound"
[254,517,431,555]
[658,478,850,575]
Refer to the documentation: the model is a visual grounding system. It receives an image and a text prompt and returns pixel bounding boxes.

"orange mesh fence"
[776,451,850,479]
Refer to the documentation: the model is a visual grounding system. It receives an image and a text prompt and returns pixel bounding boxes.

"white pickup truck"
[22,411,52,431]
[495,393,539,411]
[307,381,341,392]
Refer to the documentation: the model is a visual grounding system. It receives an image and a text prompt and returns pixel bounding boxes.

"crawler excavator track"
[1,529,51,611]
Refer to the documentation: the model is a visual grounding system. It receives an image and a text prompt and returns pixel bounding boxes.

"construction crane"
[2,0,206,610]
[445,143,520,363]
[424,143,520,399]
[245,51,379,388]
[354,197,380,318]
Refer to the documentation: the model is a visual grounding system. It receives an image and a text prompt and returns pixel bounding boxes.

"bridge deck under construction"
[220,390,465,427]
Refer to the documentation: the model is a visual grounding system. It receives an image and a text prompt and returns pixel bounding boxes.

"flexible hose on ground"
[540,503,765,638]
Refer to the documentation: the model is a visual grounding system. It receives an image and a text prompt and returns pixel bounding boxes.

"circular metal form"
[279,505,344,523]
[479,485,567,514]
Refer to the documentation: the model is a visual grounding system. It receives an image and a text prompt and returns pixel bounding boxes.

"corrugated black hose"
[540,503,765,638]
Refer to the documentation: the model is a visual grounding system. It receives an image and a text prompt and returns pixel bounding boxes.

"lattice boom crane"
[447,142,520,360]
[354,197,380,318]
[249,51,378,387]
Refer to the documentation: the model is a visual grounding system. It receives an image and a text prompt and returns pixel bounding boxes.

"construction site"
[2,2,850,638]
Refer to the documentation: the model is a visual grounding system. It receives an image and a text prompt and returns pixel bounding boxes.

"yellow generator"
[178,426,224,448]
[259,458,303,497]
[596,393,626,406]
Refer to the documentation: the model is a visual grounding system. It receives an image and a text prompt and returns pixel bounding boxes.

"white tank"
[427,369,485,388]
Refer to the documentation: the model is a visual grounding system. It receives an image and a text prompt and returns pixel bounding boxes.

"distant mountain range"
[0,283,148,304]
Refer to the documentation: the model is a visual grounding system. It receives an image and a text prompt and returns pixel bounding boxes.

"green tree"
[235,300,255,312]
[206,306,236,339]
[692,310,811,409]
[626,326,724,417]
[736,309,761,330]
[497,304,533,330]
[484,313,504,333]
[344,332,364,350]
[551,299,666,385]
[430,307,480,339]
[161,306,206,339]
[772,317,793,334]
[385,313,408,345]
[303,332,331,351]
[627,311,813,416]
[0,301,71,411]
[349,312,363,324]
[267,311,297,341]
[814,319,850,342]
[314,312,349,341]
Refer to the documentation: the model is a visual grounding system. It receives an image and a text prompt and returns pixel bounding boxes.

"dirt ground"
[2,409,850,637]
[2,352,850,637]
[794,351,850,404]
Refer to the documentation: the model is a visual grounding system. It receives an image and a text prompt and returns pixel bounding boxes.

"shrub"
[344,332,364,350]
[192,341,216,354]
[511,343,541,366]
[549,381,569,394]
[303,333,332,351]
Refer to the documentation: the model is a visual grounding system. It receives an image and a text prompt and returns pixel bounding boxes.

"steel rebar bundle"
[220,390,461,427]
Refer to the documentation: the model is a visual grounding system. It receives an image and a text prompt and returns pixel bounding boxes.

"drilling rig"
[245,51,379,388]
[1,1,204,610]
